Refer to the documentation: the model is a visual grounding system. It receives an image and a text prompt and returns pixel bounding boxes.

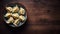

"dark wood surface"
[0,0,60,34]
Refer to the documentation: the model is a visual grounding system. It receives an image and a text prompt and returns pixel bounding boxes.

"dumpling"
[12,5,19,13]
[19,15,25,22]
[19,7,25,15]
[6,17,14,24]
[12,13,19,19]
[6,7,12,12]
[13,19,19,26]
[4,13,12,18]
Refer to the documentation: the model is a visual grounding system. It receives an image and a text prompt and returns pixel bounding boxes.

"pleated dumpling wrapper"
[12,5,19,13]
[12,13,19,19]
[6,17,14,24]
[19,15,25,22]
[6,7,12,13]
[19,7,25,15]
[4,13,12,18]
[13,19,20,26]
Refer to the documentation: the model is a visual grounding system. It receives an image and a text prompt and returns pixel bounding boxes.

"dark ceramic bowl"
[3,2,27,27]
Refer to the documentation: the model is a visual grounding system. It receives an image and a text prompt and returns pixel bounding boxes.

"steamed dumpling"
[19,7,25,15]
[13,19,19,26]
[6,7,12,12]
[19,15,25,22]
[6,17,14,24]
[4,13,12,18]
[12,13,19,19]
[12,5,19,13]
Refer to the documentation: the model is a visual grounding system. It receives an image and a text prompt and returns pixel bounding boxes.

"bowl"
[3,2,27,27]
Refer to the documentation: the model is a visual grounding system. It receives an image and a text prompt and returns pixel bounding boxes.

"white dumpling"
[6,7,12,12]
[12,5,19,13]
[4,13,12,18]
[6,17,14,24]
[19,15,25,22]
[19,7,25,15]
[13,19,19,26]
[12,13,19,19]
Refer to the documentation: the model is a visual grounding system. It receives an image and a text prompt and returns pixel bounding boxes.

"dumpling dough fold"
[12,13,19,19]
[13,19,19,26]
[19,7,25,15]
[6,17,14,24]
[4,13,12,18]
[6,7,12,12]
[19,15,25,22]
[12,5,19,13]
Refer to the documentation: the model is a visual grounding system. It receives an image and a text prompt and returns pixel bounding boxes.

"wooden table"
[0,0,60,34]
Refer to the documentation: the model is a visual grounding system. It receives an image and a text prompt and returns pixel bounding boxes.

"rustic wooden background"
[0,0,60,34]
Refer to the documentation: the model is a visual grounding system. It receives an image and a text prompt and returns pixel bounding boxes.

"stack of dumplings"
[4,5,26,27]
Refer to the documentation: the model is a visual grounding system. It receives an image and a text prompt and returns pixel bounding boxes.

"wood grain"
[0,0,60,34]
